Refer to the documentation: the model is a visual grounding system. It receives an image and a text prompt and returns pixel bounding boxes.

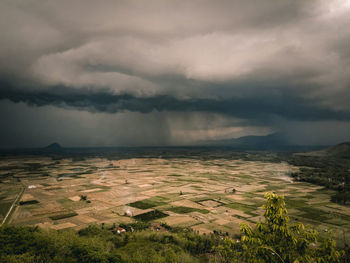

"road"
[1,186,25,226]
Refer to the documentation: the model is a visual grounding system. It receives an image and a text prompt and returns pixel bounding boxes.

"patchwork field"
[0,156,349,245]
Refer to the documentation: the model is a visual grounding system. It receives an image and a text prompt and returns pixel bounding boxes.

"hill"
[200,133,319,151]
[44,142,62,149]
[304,142,350,158]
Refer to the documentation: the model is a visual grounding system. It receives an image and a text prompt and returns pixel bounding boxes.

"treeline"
[286,155,350,205]
[0,193,347,263]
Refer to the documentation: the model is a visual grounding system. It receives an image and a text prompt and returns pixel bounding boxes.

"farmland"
[0,154,349,245]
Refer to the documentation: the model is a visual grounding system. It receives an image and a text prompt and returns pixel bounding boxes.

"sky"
[1,0,350,147]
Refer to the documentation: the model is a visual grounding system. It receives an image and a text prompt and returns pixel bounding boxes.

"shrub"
[49,212,78,220]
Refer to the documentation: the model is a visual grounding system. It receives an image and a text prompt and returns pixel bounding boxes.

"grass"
[179,179,203,183]
[128,197,168,209]
[194,198,226,206]
[224,202,259,216]
[0,202,12,216]
[233,214,248,220]
[70,168,84,172]
[193,197,219,203]
[167,206,209,214]
[242,192,256,198]
[284,197,308,208]
[133,210,168,221]
[128,170,153,173]
[45,187,62,191]
[57,198,90,210]
[50,212,78,221]
[295,206,330,222]
[263,184,287,191]
[325,217,348,226]
[330,211,350,221]
[3,187,25,224]
[57,198,74,205]
[81,185,110,192]
[57,173,82,178]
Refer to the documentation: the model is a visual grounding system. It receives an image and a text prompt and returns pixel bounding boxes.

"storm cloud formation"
[1,0,350,147]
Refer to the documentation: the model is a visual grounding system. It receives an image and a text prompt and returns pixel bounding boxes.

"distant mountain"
[305,142,350,158]
[200,133,292,150]
[45,142,62,149]
[198,133,324,151]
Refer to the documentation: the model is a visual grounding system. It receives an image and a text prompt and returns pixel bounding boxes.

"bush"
[49,212,78,220]
[19,200,39,205]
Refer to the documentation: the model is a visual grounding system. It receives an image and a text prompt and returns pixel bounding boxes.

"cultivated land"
[0,155,349,245]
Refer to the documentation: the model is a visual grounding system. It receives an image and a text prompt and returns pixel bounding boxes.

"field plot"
[0,156,349,245]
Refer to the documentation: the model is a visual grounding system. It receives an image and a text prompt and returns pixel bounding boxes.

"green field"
[133,210,168,221]
[167,206,209,214]
[128,197,168,209]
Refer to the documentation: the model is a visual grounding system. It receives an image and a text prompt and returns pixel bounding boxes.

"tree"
[216,192,343,263]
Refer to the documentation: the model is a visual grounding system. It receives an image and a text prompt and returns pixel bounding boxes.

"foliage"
[286,155,350,205]
[0,224,220,262]
[19,200,40,205]
[49,212,78,220]
[118,221,151,232]
[216,192,343,263]
[132,210,168,221]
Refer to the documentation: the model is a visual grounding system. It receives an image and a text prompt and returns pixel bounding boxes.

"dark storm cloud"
[1,84,349,124]
[1,0,350,146]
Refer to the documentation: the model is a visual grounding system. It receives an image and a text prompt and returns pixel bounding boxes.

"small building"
[113,227,126,234]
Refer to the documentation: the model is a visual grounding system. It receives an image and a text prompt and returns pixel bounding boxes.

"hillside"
[305,142,350,158]
[200,132,320,151]
[202,133,287,149]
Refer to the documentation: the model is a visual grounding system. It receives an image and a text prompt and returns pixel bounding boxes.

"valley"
[1,153,349,246]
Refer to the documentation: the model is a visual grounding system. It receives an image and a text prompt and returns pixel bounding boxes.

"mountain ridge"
[198,132,321,151]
